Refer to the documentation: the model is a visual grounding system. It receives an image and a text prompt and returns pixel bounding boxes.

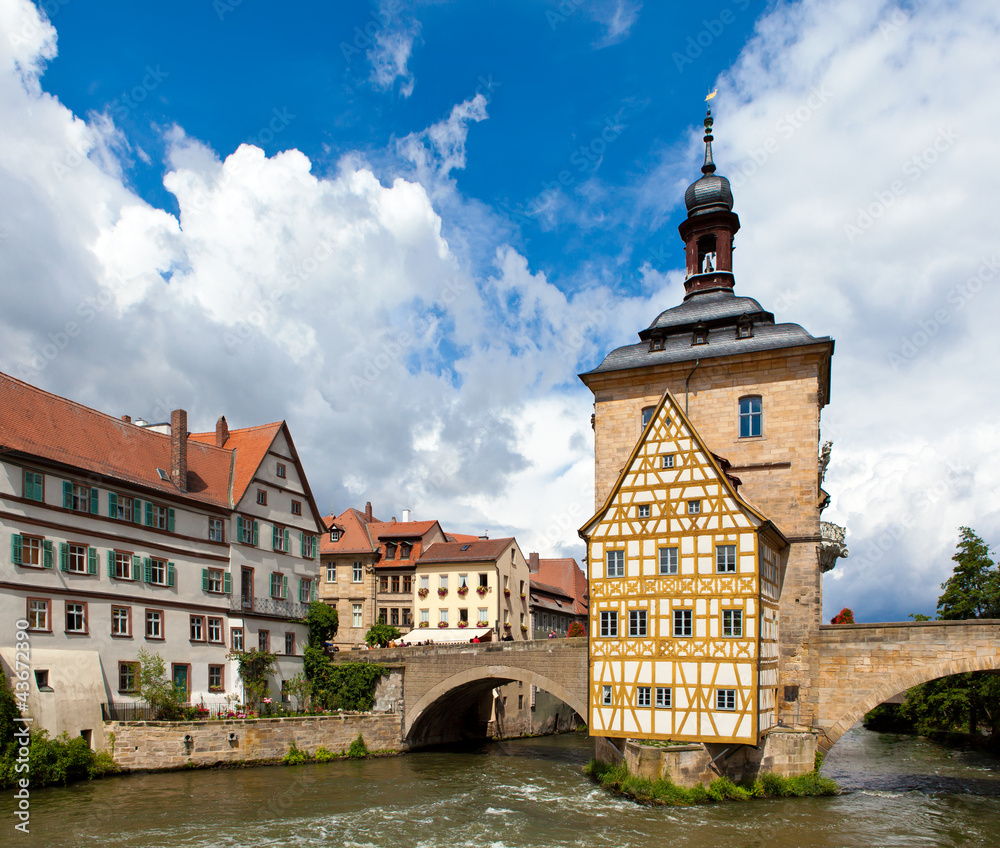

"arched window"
[641,406,655,428]
[739,396,762,438]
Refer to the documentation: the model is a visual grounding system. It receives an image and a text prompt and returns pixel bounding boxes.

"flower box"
[503,623,512,630]
[476,620,489,627]
[476,586,489,597]
[520,624,528,632]
[438,621,448,628]
[457,620,468,629]
[457,586,469,597]
[503,588,511,597]
[519,592,526,600]
[437,587,448,598]
[418,588,429,598]
[418,621,429,628]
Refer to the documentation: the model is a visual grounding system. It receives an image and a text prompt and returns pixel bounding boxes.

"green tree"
[232,649,277,713]
[937,527,1000,620]
[137,648,182,719]
[305,601,339,648]
[365,622,401,647]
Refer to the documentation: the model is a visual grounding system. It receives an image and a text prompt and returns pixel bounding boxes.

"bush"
[314,746,334,763]
[347,733,369,759]
[567,621,586,637]
[282,742,309,765]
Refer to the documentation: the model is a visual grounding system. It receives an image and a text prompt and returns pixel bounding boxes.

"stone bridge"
[335,639,588,747]
[813,619,1000,752]
[335,621,999,753]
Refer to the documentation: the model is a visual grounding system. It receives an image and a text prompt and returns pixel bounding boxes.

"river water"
[5,724,1000,847]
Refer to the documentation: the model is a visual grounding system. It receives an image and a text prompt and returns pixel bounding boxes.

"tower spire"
[702,107,716,176]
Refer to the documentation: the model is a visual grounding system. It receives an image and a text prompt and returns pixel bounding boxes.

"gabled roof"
[0,371,232,507]
[418,538,514,564]
[369,520,444,569]
[534,557,589,617]
[321,508,378,555]
[445,532,480,544]
[371,520,440,540]
[579,386,786,545]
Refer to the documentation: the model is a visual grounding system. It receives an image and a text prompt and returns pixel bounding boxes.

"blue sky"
[2,0,999,623]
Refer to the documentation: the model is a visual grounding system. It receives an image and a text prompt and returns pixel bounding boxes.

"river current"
[4,724,1000,847]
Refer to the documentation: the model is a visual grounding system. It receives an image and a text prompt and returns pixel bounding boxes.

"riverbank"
[584,757,838,806]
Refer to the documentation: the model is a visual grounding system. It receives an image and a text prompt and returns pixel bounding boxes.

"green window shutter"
[35,474,44,501]
[167,563,176,588]
[59,543,69,572]
[311,580,318,601]
[282,574,289,600]
[284,529,290,553]
[272,525,279,550]
[145,501,153,526]
[167,508,175,532]
[63,481,73,509]
[107,550,115,578]
[144,558,152,583]
[134,555,143,582]
[223,572,232,595]
[88,548,97,575]
[299,532,305,556]
[108,492,118,518]
[252,521,259,547]
[133,500,142,523]
[11,534,22,565]
[42,540,53,569]
[298,578,304,603]
[202,568,210,592]
[313,535,320,560]
[90,487,99,514]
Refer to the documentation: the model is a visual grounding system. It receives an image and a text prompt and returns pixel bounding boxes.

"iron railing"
[231,595,309,619]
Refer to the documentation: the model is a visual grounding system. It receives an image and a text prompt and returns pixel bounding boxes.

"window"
[291,500,302,516]
[379,575,389,593]
[352,562,363,583]
[301,533,316,559]
[440,609,449,626]
[326,564,337,583]
[403,575,412,593]
[285,632,295,655]
[107,493,134,522]
[392,575,401,593]
[722,609,743,638]
[208,517,225,543]
[330,528,341,542]
[352,604,362,628]
[391,608,400,626]
[237,516,257,545]
[258,630,270,651]
[65,544,84,574]
[18,535,44,567]
[272,525,288,552]
[190,616,205,641]
[400,542,412,559]
[270,572,287,599]
[658,547,678,575]
[637,505,650,518]
[299,579,313,604]
[111,606,131,637]
[716,689,736,711]
[477,608,488,625]
[479,573,488,588]
[23,469,44,502]
[231,627,244,652]
[602,685,613,706]
[420,609,429,625]
[628,610,647,637]
[65,602,87,634]
[606,550,624,578]
[739,396,762,438]
[385,542,397,559]
[641,406,654,428]
[687,500,701,515]
[113,551,134,580]
[208,665,224,692]
[149,503,169,530]
[118,662,139,693]
[402,609,412,627]
[673,609,692,637]
[439,575,449,590]
[716,545,737,573]
[692,323,708,345]
[204,568,228,594]
[599,611,618,637]
[147,558,168,586]
[65,482,94,513]
[636,686,651,707]
[737,319,753,339]
[655,687,672,708]
[145,610,163,639]
[276,462,286,478]
[207,617,224,644]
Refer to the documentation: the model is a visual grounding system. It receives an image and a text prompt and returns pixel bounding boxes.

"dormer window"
[650,337,664,351]
[692,322,708,345]
[330,529,340,542]
[736,316,753,339]
[385,542,397,559]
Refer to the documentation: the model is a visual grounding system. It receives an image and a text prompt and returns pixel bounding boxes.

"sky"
[1,0,998,623]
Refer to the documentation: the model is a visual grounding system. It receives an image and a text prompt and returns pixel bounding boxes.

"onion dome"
[683,108,734,216]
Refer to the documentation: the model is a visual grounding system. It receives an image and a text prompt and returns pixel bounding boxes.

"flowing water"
[4,725,1000,847]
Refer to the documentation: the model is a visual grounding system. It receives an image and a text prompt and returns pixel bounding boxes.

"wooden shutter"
[252,520,259,547]
[63,481,73,509]
[133,500,142,523]
[299,532,304,556]
[107,550,115,578]
[202,568,210,592]
[284,529,290,553]
[11,534,22,565]
[272,525,280,550]
[282,574,289,600]
[167,508,175,533]
[133,555,143,582]
[167,563,176,588]
[143,558,152,583]
[145,501,153,526]
[108,492,118,518]
[89,487,99,515]
[59,543,69,572]
[311,580,318,601]
[88,548,97,575]
[42,540,53,569]
[223,572,232,594]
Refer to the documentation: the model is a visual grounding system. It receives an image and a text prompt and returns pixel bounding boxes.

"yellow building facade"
[582,389,786,744]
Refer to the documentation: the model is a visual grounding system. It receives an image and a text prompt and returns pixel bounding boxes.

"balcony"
[232,595,309,620]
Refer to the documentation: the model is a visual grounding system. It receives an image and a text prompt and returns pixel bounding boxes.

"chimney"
[479,531,489,540]
[170,409,188,492]
[401,509,411,522]
[529,552,540,573]
[215,415,229,448]
[365,501,373,522]
[121,415,132,424]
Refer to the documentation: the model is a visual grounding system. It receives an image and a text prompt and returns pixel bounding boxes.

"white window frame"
[722,609,743,637]
[716,689,737,711]
[637,504,650,518]
[628,610,647,637]
[599,611,618,638]
[326,564,336,583]
[655,687,672,708]
[601,685,613,706]
[352,562,363,583]
[658,547,678,575]
[662,454,675,469]
[636,686,651,707]
[716,544,737,573]
[687,500,701,515]
[606,550,625,578]
[352,604,362,628]
[111,606,130,637]
[673,608,692,638]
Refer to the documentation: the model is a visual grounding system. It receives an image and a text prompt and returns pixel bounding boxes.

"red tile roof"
[190,422,282,506]
[320,508,378,555]
[445,532,481,543]
[418,538,514,563]
[533,558,588,617]
[370,520,439,540]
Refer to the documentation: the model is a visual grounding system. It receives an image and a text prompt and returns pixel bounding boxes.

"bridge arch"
[404,664,588,745]
[819,653,1000,752]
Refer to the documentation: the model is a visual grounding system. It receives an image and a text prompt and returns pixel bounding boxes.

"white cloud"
[588,0,642,46]
[366,1,420,98]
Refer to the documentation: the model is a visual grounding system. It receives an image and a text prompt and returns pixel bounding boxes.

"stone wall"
[107,713,403,771]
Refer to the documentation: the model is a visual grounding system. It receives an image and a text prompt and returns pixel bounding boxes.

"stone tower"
[579,109,836,725]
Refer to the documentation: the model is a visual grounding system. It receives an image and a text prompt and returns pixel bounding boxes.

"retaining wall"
[107,712,404,770]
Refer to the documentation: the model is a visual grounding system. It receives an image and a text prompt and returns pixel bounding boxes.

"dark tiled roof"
[644,290,771,333]
[418,538,513,563]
